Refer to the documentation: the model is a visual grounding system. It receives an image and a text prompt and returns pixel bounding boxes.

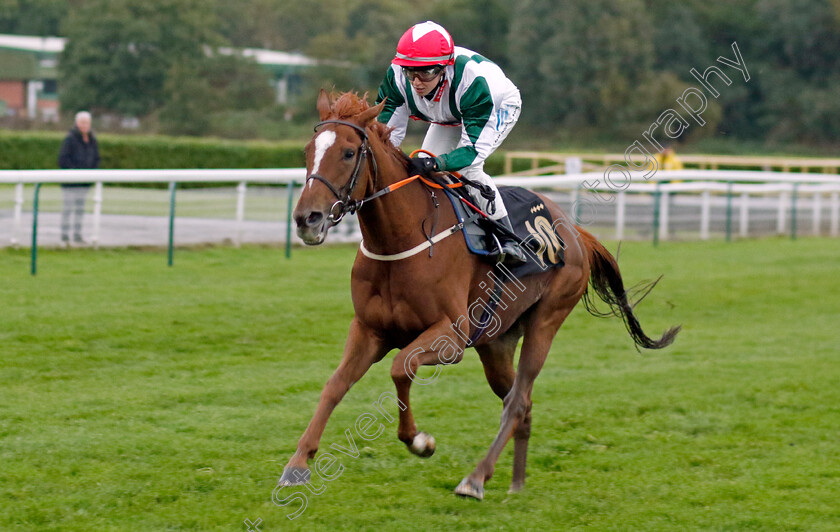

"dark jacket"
[58,126,100,187]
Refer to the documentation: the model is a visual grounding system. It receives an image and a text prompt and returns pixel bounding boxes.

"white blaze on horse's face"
[308,130,337,188]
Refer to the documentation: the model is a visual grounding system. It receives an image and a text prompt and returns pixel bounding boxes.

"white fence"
[495,170,840,241]
[1,169,306,248]
[2,168,839,249]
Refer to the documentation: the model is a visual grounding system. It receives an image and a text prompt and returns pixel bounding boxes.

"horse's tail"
[578,227,680,350]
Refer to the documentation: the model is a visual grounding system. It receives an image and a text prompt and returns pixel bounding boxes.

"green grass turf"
[1,238,838,531]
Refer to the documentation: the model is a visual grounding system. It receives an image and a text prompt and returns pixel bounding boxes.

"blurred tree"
[647,2,710,75]
[427,0,513,69]
[214,0,283,50]
[0,0,66,35]
[509,0,657,135]
[159,53,275,136]
[687,0,762,50]
[635,71,723,143]
[215,0,355,53]
[342,0,421,91]
[204,54,275,111]
[59,0,222,117]
[751,0,840,142]
[158,61,216,136]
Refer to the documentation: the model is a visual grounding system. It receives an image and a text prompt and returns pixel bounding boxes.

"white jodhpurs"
[420,105,520,221]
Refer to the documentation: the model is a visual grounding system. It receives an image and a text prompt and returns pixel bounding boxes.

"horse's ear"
[317,89,332,120]
[357,99,387,126]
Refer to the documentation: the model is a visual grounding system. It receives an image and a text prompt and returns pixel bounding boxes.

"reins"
[305,121,496,260]
[305,124,468,222]
[359,172,460,204]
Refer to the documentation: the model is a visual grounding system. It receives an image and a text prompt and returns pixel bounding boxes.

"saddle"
[439,180,566,278]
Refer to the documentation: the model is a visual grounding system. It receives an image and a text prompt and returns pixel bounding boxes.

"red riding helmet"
[392,21,455,67]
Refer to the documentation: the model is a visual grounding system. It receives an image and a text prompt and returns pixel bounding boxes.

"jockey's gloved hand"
[408,156,439,177]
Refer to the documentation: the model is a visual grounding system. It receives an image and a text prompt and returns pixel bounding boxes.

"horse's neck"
[357,149,434,253]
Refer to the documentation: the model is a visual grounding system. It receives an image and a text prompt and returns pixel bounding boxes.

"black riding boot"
[497,215,527,264]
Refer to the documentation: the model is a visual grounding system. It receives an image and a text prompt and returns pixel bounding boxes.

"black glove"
[461,177,496,202]
[408,156,439,177]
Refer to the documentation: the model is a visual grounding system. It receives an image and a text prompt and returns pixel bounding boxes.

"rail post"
[739,192,749,238]
[700,190,711,240]
[812,192,822,235]
[652,182,661,247]
[725,181,733,242]
[777,191,788,234]
[658,188,670,242]
[12,182,24,247]
[235,181,246,248]
[92,181,103,249]
[168,181,177,266]
[615,190,626,240]
[31,183,41,276]
[791,183,799,241]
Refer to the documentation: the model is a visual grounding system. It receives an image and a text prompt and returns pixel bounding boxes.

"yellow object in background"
[654,146,684,182]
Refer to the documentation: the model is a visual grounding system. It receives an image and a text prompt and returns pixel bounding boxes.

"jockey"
[376,21,526,263]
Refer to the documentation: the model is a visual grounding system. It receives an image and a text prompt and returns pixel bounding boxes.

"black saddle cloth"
[442,185,565,278]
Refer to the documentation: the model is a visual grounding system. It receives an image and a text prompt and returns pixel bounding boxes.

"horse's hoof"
[408,431,436,458]
[508,482,524,494]
[454,477,484,500]
[278,466,311,486]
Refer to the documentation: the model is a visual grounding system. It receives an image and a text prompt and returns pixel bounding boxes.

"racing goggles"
[403,65,444,82]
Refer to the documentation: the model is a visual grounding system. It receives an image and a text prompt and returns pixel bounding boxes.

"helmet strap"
[423,72,447,101]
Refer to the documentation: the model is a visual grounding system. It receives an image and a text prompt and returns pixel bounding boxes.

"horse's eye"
[343,149,355,159]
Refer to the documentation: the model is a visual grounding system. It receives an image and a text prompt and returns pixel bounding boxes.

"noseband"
[306,120,378,224]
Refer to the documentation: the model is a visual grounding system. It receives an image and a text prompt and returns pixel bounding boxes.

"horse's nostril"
[305,211,324,227]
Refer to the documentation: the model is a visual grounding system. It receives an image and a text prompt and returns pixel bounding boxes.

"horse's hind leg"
[475,323,521,401]
[475,325,530,494]
[456,308,573,500]
[509,398,531,493]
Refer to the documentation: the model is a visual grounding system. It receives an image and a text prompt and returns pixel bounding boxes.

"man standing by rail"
[58,110,99,246]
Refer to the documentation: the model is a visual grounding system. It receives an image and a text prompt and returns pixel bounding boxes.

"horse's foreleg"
[389,320,466,457]
[279,319,386,485]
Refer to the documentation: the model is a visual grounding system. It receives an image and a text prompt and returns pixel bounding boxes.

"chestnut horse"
[280,90,679,499]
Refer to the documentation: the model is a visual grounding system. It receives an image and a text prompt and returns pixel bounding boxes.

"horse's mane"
[330,91,408,163]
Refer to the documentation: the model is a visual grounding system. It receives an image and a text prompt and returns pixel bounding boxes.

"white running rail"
[2,168,839,247]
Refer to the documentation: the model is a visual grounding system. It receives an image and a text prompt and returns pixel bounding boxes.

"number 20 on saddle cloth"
[441,183,566,278]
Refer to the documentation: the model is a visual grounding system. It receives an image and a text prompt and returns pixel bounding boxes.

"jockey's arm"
[375,68,409,147]
[436,77,495,172]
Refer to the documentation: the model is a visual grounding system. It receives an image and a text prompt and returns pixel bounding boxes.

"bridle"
[306,119,378,224]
